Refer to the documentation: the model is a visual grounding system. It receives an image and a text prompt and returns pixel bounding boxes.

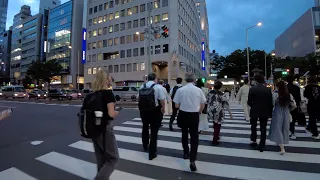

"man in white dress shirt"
[173,73,206,172]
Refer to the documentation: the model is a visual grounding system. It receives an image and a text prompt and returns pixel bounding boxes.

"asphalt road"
[0,101,319,180]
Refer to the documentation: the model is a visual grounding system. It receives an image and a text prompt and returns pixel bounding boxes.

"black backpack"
[171,85,180,99]
[138,84,156,111]
[78,91,106,138]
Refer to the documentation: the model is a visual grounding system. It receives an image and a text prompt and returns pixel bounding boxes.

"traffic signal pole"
[147,5,152,75]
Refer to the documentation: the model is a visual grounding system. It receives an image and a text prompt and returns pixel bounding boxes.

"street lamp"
[246,22,262,80]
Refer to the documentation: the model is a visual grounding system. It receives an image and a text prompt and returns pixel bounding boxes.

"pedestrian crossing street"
[1,104,320,180]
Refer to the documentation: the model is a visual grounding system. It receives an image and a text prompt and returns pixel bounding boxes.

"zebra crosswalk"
[1,104,320,180]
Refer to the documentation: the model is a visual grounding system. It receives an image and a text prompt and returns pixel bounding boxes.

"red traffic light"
[286,69,290,72]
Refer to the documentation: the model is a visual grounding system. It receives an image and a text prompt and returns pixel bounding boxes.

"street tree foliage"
[26,60,62,83]
[216,49,319,81]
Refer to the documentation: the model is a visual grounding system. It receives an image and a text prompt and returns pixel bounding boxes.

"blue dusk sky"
[6,0,315,55]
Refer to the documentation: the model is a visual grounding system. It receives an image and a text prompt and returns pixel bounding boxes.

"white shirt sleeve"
[157,85,166,101]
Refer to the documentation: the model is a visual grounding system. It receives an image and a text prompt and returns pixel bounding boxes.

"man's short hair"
[158,80,164,85]
[147,73,156,81]
[243,78,249,84]
[176,77,182,84]
[185,73,195,83]
[254,74,265,84]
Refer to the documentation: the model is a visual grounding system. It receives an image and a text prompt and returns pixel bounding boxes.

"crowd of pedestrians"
[83,70,319,178]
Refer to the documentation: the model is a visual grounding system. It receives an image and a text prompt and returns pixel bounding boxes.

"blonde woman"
[91,70,120,180]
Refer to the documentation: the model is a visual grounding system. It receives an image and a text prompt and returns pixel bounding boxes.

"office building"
[0,30,11,83]
[315,0,320,7]
[275,7,320,58]
[10,6,46,83]
[39,0,61,12]
[85,0,204,87]
[47,0,84,89]
[196,0,210,77]
[0,0,8,33]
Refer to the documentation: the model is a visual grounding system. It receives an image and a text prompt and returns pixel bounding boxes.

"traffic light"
[161,25,169,38]
[286,69,290,72]
[201,77,206,83]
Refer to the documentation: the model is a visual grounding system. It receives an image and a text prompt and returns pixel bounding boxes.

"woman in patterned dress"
[207,81,233,145]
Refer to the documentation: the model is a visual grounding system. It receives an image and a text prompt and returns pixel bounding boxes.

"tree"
[26,60,62,85]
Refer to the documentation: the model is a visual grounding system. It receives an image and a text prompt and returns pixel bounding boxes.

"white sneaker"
[289,134,297,140]
[312,135,320,140]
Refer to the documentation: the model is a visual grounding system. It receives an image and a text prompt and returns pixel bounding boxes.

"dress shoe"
[250,142,257,147]
[212,140,219,146]
[257,146,264,152]
[149,153,157,160]
[183,153,190,159]
[190,161,197,172]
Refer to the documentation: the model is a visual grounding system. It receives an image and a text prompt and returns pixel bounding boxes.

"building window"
[109,13,114,20]
[140,33,145,41]
[120,64,125,72]
[94,6,97,13]
[98,53,103,61]
[133,48,139,56]
[120,36,125,44]
[103,40,107,47]
[92,54,96,62]
[115,11,120,19]
[127,35,132,43]
[103,27,107,34]
[87,68,92,74]
[127,8,132,16]
[114,65,119,73]
[162,13,168,21]
[120,50,125,58]
[141,62,145,71]
[89,8,92,14]
[155,45,161,54]
[120,9,125,17]
[98,28,103,35]
[115,0,120,6]
[109,1,114,8]
[162,0,168,7]
[140,47,145,56]
[108,39,113,46]
[88,19,92,26]
[99,4,103,11]
[154,15,160,23]
[140,18,145,26]
[114,24,119,32]
[92,42,97,49]
[97,41,102,48]
[127,64,132,72]
[108,65,113,73]
[127,49,132,57]
[104,14,108,22]
[133,6,138,14]
[154,0,160,9]
[120,23,125,31]
[108,25,113,33]
[88,43,92,50]
[114,37,119,45]
[133,19,138,28]
[133,34,139,42]
[163,44,169,53]
[98,16,103,23]
[140,4,146,12]
[93,18,97,24]
[127,21,132,29]
[92,67,97,74]
[104,3,108,10]
[133,63,138,71]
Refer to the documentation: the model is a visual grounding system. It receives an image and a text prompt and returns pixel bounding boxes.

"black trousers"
[180,110,199,162]
[140,107,163,155]
[290,108,299,134]
[308,109,319,136]
[250,117,268,148]
[170,102,179,125]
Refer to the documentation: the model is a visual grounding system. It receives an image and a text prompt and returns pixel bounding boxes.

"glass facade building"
[0,0,8,32]
[47,1,73,72]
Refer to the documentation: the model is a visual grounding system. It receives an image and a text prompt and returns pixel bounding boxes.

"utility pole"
[77,50,80,90]
[147,2,152,75]
[265,53,267,79]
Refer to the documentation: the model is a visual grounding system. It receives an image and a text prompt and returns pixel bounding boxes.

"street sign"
[241,75,248,78]
[294,68,299,75]
[274,68,282,72]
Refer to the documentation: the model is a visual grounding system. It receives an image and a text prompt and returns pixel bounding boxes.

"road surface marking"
[69,140,320,180]
[0,167,38,180]
[36,152,155,180]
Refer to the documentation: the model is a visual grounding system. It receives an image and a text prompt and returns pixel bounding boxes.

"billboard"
[201,42,205,70]
[82,28,86,64]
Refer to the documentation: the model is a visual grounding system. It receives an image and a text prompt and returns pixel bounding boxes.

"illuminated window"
[133,6,138,14]
[140,62,145,71]
[108,39,113,46]
[98,16,103,23]
[97,41,102,48]
[154,15,160,23]
[93,30,97,36]
[133,63,138,71]
[93,18,97,24]
[98,53,103,61]
[108,26,113,33]
[127,8,132,16]
[92,68,97,74]
[154,0,160,9]
[115,11,120,19]
[162,13,168,21]
[103,14,108,22]
[87,68,92,74]
[98,28,103,35]
[109,13,114,20]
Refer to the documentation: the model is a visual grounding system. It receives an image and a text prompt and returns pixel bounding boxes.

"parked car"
[28,90,47,100]
[112,86,139,101]
[48,89,72,101]
[66,90,82,99]
[0,86,27,99]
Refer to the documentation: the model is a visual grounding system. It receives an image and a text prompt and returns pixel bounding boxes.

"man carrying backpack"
[169,77,183,131]
[138,73,166,160]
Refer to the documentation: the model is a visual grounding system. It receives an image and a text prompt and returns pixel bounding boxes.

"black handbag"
[202,104,208,114]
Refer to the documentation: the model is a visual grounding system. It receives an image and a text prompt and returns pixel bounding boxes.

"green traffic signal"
[201,77,206,83]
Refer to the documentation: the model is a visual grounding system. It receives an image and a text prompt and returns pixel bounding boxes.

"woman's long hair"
[277,81,290,107]
[92,70,110,92]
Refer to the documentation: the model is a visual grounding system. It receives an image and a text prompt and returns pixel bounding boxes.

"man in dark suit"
[247,74,273,152]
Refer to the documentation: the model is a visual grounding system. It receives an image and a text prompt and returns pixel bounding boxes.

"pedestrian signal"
[161,25,169,38]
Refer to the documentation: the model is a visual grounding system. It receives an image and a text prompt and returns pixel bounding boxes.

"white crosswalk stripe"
[1,104,320,180]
